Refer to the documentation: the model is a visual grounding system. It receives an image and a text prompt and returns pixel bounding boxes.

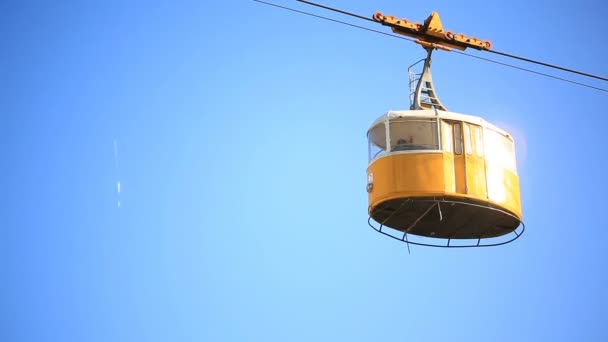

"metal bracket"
[409,48,447,111]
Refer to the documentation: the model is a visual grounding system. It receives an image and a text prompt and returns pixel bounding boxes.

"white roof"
[367,109,510,137]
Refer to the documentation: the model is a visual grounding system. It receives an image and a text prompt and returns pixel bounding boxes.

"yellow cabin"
[367,110,523,243]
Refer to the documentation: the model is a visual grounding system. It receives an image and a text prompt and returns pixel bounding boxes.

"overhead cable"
[254,0,608,93]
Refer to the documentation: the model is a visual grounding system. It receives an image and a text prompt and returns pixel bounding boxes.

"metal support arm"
[410,48,447,111]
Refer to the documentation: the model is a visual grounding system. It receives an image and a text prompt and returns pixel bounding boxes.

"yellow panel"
[501,169,522,219]
[443,153,455,193]
[465,155,487,198]
[485,166,522,219]
[393,154,446,193]
[454,154,465,193]
[368,154,445,209]
[367,153,522,221]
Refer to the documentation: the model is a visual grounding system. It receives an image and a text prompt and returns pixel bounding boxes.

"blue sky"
[3,0,608,341]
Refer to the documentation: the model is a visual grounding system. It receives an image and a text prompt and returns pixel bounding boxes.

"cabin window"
[464,124,472,155]
[485,128,516,172]
[454,123,463,155]
[367,122,387,162]
[442,121,453,152]
[474,125,484,157]
[388,119,439,152]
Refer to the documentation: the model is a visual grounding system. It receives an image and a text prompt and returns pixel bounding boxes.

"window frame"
[484,127,517,173]
[387,118,441,153]
[464,123,472,156]
[454,122,463,155]
[367,121,389,162]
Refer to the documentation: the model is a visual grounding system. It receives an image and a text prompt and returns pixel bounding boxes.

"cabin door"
[443,121,467,194]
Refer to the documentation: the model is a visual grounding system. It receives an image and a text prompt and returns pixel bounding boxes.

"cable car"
[257,1,606,248]
[366,12,524,248]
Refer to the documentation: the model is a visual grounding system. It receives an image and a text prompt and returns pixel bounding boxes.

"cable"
[253,0,406,40]
[487,49,608,82]
[452,51,608,93]
[296,0,375,23]
[295,0,608,83]
[254,0,608,93]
